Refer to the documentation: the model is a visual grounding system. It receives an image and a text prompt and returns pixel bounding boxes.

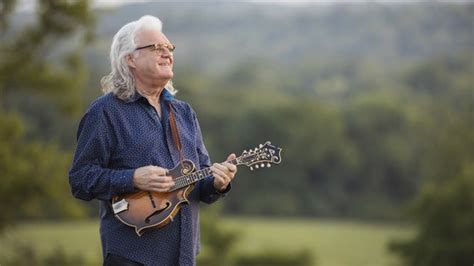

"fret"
[172,155,244,191]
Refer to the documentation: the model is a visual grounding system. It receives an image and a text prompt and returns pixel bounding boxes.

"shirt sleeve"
[68,105,136,201]
[191,109,231,203]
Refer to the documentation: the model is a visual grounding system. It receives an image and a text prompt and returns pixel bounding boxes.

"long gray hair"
[101,15,177,101]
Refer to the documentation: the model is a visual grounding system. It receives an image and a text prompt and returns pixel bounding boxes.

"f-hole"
[144,201,172,223]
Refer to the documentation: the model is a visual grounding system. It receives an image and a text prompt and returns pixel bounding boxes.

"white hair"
[101,15,177,101]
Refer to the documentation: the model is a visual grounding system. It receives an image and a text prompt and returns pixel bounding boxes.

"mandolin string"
[173,156,247,190]
[172,150,266,190]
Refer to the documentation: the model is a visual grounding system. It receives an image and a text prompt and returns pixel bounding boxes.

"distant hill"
[87,2,473,73]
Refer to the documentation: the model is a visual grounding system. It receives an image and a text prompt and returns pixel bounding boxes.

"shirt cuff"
[111,169,136,195]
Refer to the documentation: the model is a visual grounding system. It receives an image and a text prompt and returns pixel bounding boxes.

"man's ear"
[126,54,137,69]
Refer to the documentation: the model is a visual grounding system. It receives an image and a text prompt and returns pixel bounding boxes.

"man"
[69,15,237,266]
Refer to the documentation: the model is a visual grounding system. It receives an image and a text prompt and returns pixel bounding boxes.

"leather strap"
[168,102,185,163]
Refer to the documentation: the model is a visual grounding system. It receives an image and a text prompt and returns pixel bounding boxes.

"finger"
[152,175,173,183]
[150,177,174,189]
[212,174,227,187]
[150,183,167,190]
[211,166,228,184]
[216,173,230,187]
[151,186,173,193]
[214,163,236,178]
[150,179,175,190]
[151,166,168,176]
[222,162,237,173]
[213,163,231,173]
[226,153,236,161]
[211,164,229,179]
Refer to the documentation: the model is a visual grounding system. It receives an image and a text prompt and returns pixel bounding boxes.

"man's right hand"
[132,166,175,192]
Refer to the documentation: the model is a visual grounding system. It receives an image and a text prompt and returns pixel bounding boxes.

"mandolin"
[112,141,282,236]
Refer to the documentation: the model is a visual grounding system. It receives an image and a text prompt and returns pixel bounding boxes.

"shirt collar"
[128,88,175,103]
[162,89,175,101]
[128,91,142,103]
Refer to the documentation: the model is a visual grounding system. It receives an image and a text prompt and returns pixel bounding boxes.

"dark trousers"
[103,253,144,266]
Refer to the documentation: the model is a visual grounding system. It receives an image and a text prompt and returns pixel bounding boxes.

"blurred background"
[0,0,472,265]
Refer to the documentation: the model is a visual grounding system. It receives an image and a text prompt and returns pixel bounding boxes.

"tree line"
[174,52,473,221]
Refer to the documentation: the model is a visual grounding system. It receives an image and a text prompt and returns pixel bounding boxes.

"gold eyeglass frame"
[135,43,176,53]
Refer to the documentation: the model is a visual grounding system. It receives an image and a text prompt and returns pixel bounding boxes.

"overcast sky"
[14,0,474,12]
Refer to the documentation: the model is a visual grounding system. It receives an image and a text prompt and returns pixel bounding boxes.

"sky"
[14,0,474,12]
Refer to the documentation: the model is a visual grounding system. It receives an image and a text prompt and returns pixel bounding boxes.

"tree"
[389,168,474,266]
[389,57,474,264]
[0,0,94,231]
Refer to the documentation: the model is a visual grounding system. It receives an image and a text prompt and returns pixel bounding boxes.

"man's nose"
[161,52,173,64]
[161,49,173,57]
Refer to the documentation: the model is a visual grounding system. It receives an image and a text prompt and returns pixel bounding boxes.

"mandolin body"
[112,160,196,236]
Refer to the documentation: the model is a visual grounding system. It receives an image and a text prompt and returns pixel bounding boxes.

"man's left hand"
[211,153,237,192]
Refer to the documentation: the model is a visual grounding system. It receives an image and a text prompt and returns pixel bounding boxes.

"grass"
[0,217,411,266]
[223,217,411,266]
[0,220,102,265]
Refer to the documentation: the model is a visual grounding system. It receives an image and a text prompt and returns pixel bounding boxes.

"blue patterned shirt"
[69,89,228,266]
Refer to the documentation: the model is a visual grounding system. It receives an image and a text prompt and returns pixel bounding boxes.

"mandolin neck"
[170,158,241,191]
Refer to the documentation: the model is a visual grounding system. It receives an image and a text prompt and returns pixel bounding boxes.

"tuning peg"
[259,144,263,148]
[254,148,258,152]
[243,149,247,153]
[250,166,253,171]
[267,163,271,168]
[260,163,265,168]
[255,164,259,169]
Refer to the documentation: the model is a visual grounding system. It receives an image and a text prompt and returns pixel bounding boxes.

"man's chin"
[157,71,173,80]
[163,69,174,78]
[155,73,173,83]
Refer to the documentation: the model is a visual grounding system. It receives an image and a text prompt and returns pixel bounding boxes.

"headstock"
[238,141,282,170]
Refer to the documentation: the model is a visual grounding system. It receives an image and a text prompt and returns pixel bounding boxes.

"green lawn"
[0,218,411,266]
[223,217,411,266]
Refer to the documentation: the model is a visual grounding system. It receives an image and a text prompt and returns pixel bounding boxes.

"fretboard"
[170,158,239,191]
